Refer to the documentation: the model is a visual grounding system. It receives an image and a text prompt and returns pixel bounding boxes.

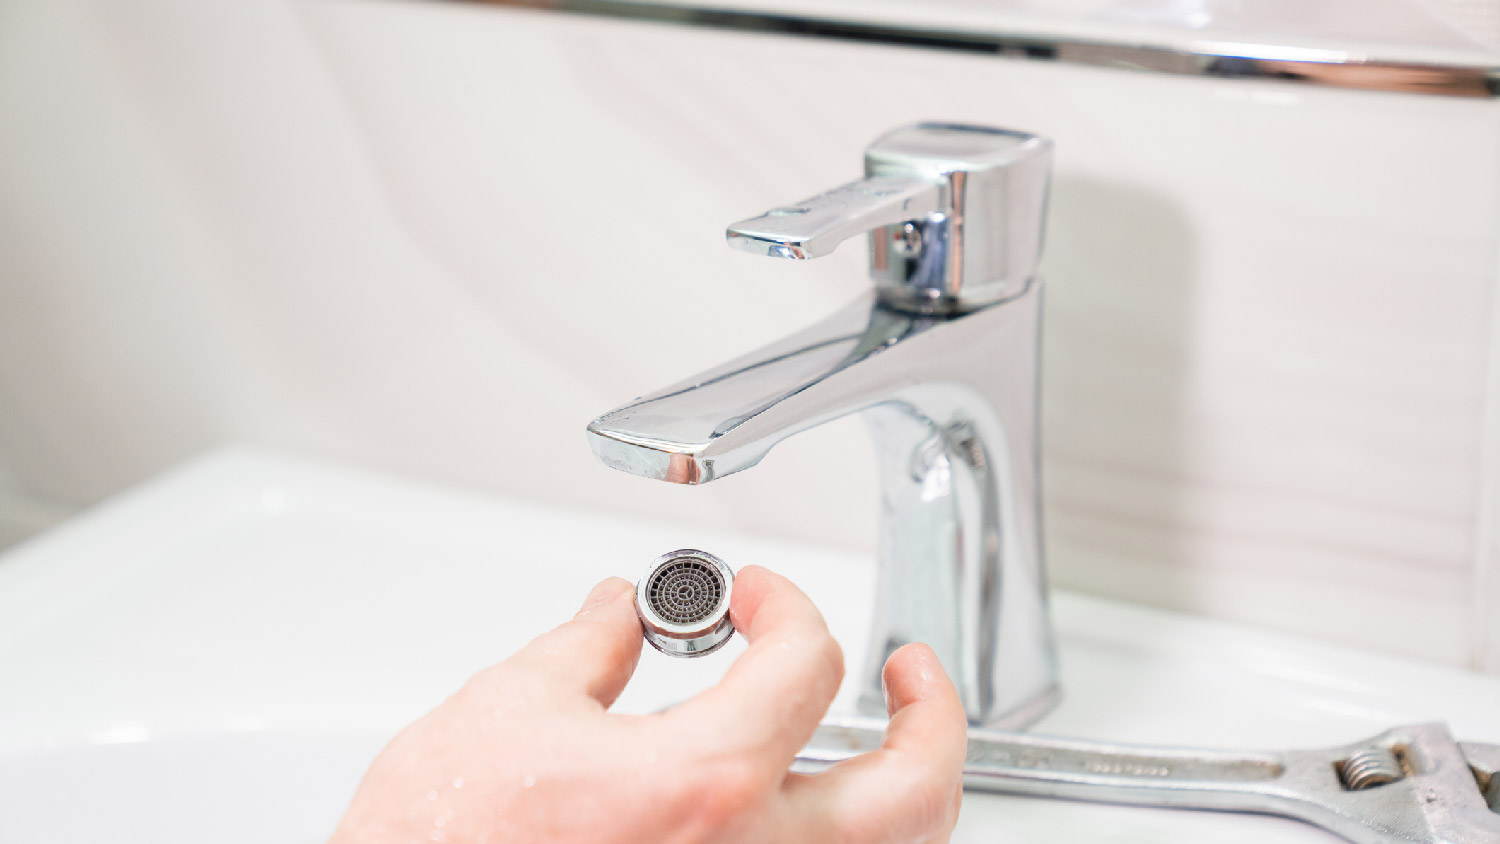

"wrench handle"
[796,719,1500,844]
[797,718,1284,800]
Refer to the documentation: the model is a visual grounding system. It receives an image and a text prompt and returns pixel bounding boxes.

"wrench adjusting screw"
[1338,746,1405,790]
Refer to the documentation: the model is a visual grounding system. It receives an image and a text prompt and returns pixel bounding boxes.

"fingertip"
[725,564,782,633]
[576,576,634,617]
[881,643,949,714]
[736,564,772,580]
[493,575,643,709]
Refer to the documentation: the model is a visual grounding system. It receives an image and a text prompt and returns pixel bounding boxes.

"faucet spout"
[586,294,908,486]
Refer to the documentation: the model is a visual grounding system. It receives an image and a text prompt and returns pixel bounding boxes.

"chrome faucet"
[587,123,1058,728]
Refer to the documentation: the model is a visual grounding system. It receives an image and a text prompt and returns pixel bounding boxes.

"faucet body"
[588,124,1058,727]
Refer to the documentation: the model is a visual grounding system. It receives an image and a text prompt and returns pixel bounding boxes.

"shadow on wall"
[1040,175,1200,612]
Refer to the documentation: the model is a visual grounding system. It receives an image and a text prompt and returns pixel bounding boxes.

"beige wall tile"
[1,0,1497,668]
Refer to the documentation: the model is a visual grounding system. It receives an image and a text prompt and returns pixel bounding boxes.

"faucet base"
[857,682,1061,731]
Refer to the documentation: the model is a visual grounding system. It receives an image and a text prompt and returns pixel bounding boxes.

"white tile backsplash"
[2,0,1498,670]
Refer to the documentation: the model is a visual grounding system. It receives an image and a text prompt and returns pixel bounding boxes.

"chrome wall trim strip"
[442,0,1500,98]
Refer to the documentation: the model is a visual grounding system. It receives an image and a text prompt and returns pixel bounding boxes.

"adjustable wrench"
[795,718,1500,844]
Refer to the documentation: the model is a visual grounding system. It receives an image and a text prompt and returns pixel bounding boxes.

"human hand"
[329,565,968,844]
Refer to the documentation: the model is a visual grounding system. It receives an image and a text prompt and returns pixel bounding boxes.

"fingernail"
[577,579,629,616]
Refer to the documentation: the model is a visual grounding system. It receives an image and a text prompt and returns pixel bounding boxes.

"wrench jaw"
[1371,725,1500,844]
[1267,724,1500,844]
[797,720,1500,844]
[1405,726,1500,844]
[1460,742,1500,813]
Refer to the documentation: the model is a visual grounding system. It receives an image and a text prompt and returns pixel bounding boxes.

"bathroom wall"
[2,0,1499,670]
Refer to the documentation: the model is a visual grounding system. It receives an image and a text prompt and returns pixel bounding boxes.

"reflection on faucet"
[588,124,1060,727]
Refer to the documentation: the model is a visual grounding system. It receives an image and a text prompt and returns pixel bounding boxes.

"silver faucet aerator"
[635,549,735,658]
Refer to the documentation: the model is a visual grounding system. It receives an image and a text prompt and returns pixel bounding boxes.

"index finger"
[669,565,845,776]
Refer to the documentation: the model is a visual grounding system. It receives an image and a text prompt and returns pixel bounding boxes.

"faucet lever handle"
[725,123,1053,313]
[726,174,941,260]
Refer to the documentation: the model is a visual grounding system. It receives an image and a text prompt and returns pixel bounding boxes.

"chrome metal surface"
[589,123,1057,726]
[728,124,1052,312]
[797,718,1500,844]
[726,174,940,261]
[635,549,735,657]
[456,0,1500,98]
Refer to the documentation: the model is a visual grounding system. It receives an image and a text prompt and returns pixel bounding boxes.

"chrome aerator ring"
[635,549,735,657]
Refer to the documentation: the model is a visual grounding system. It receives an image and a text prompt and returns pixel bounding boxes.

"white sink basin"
[2,447,1498,843]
